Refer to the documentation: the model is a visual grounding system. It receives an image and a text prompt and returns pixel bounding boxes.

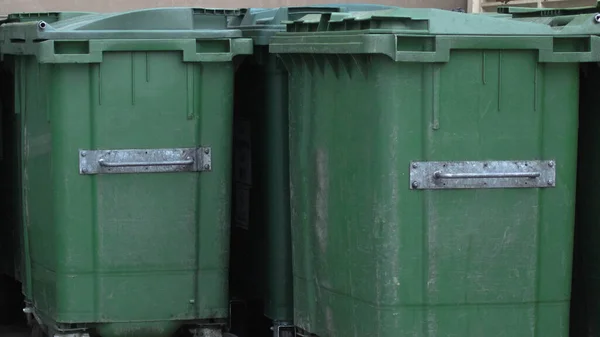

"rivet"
[412,181,419,188]
[204,164,210,170]
[81,152,86,157]
[411,163,418,169]
[548,161,554,168]
[204,148,210,154]
[82,168,88,173]
[548,180,554,186]
[483,163,488,168]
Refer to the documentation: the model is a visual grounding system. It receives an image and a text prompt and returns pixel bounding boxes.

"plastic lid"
[228,4,396,45]
[270,7,600,63]
[0,7,247,42]
[498,1,600,17]
[497,3,600,36]
[5,12,94,24]
[282,7,560,35]
[0,7,254,64]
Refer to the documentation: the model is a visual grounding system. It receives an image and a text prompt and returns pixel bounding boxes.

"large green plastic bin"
[0,8,252,337]
[270,8,597,337]
[228,5,394,337]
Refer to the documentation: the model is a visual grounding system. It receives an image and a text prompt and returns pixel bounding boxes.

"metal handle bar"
[98,158,194,168]
[433,171,540,179]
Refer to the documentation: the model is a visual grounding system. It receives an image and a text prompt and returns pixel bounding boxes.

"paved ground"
[0,325,29,337]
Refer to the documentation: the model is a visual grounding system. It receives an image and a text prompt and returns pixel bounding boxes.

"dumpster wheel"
[30,322,47,337]
[279,330,294,337]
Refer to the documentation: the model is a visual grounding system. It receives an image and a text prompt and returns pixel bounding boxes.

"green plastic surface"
[490,1,600,36]
[5,12,94,23]
[0,7,253,63]
[229,4,395,45]
[0,7,252,337]
[545,13,600,35]
[0,13,85,285]
[271,9,600,63]
[488,6,600,337]
[271,8,580,337]
[498,1,600,17]
[229,5,396,329]
[0,12,96,286]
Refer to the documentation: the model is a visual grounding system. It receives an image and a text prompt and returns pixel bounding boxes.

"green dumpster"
[228,5,395,337]
[270,8,597,337]
[0,7,252,337]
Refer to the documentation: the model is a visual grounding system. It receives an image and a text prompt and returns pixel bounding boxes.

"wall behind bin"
[0,0,467,15]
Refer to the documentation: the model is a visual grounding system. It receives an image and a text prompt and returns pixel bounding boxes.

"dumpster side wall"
[286,52,578,337]
[14,51,233,324]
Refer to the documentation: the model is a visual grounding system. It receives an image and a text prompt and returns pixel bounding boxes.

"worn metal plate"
[79,147,211,175]
[409,160,556,190]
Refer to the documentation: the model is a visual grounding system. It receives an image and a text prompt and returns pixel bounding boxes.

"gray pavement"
[0,325,30,337]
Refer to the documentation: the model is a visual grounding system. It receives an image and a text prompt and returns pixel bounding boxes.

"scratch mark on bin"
[427,218,438,293]
[296,311,311,333]
[426,199,439,318]
[386,125,401,294]
[315,149,329,254]
[325,306,335,334]
[428,310,438,337]
[23,125,30,229]
[373,124,402,307]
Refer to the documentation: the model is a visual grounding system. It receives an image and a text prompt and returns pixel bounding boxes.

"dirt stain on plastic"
[315,149,329,254]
